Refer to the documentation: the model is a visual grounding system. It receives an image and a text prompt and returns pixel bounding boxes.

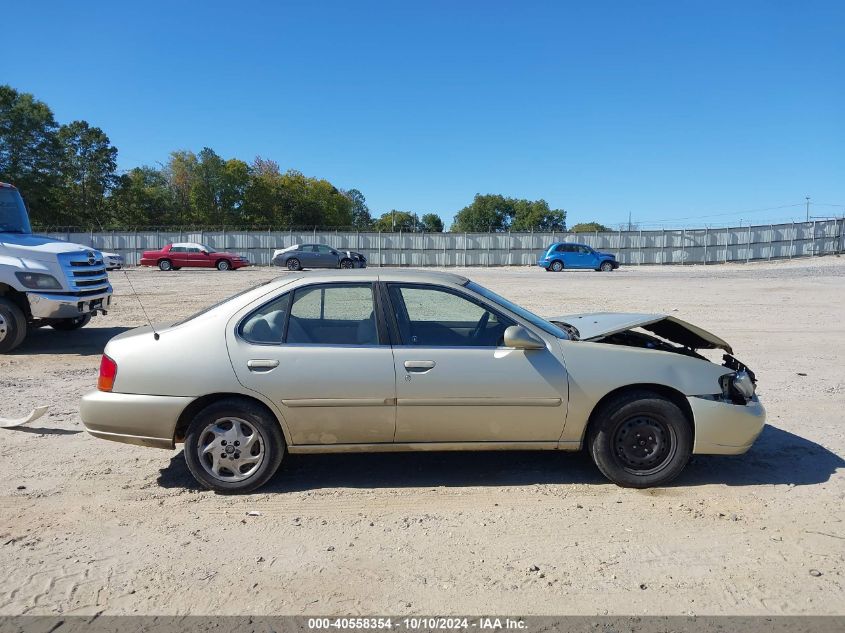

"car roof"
[0,182,18,189]
[267,268,469,287]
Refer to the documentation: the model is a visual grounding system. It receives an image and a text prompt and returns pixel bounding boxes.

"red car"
[139,243,250,271]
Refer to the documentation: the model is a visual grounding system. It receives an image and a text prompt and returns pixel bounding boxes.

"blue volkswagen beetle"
[538,242,619,272]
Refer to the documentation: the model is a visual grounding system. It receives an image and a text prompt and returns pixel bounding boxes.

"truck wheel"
[0,298,27,353]
[158,259,173,271]
[50,314,92,331]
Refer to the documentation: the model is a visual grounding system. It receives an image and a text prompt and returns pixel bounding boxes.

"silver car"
[272,244,367,271]
[80,270,765,493]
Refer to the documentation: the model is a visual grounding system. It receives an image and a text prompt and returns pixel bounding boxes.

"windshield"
[0,188,32,234]
[464,281,569,339]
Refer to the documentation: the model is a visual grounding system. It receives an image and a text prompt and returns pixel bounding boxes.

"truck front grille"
[58,251,112,296]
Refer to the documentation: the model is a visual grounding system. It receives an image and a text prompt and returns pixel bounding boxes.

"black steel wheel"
[588,390,692,488]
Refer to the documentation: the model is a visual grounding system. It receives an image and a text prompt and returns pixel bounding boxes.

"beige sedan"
[80,269,765,493]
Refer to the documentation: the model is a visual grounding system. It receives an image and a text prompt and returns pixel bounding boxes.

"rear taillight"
[98,355,117,392]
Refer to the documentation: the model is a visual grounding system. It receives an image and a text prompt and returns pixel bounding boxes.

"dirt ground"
[1,257,843,616]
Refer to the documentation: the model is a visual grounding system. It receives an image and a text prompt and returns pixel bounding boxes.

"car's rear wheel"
[287,258,301,271]
[0,298,27,353]
[49,314,92,331]
[216,259,231,271]
[599,261,614,272]
[550,260,564,272]
[588,390,692,488]
[158,259,173,271]
[184,398,285,494]
[340,258,353,269]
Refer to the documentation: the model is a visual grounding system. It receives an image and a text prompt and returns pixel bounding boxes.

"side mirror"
[201,250,209,255]
[504,325,545,350]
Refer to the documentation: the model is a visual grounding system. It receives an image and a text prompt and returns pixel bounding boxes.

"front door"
[228,282,397,445]
[384,283,568,443]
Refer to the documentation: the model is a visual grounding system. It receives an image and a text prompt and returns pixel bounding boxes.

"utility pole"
[806,196,810,222]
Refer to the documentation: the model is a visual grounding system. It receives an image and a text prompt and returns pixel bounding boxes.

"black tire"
[0,298,27,353]
[587,390,692,488]
[184,398,285,494]
[550,260,564,272]
[599,261,614,272]
[286,258,301,271]
[158,259,173,271]
[172,267,182,270]
[49,314,92,331]
[340,258,354,269]
[216,259,231,271]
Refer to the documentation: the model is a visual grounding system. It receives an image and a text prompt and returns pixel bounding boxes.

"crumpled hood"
[548,312,733,354]
[0,233,94,261]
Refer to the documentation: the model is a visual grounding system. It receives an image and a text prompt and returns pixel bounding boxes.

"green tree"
[451,194,513,232]
[190,147,225,224]
[510,199,565,231]
[55,120,118,226]
[0,85,61,224]
[165,150,198,225]
[451,194,566,232]
[570,221,610,233]
[420,213,444,232]
[374,210,419,232]
[344,188,372,229]
[109,166,173,226]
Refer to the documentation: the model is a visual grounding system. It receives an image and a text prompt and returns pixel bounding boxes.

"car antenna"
[121,269,160,340]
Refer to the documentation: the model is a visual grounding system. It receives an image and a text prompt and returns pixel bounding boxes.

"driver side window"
[387,284,513,347]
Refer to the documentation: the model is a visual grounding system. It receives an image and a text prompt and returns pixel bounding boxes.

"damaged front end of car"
[550,312,759,405]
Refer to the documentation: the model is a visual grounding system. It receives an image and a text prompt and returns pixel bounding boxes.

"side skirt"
[288,441,581,454]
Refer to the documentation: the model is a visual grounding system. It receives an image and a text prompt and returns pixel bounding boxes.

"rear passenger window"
[239,294,291,344]
[286,284,378,345]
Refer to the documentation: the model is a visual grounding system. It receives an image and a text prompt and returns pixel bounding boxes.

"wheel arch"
[0,283,32,320]
[174,392,289,446]
[581,383,694,447]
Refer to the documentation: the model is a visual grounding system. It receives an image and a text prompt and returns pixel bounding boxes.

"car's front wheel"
[588,390,692,488]
[216,259,231,271]
[340,258,354,269]
[599,261,614,272]
[184,398,285,494]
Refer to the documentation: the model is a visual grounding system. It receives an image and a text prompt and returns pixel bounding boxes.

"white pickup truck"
[0,182,112,353]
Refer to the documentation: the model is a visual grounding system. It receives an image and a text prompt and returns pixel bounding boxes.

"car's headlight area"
[720,370,756,405]
[15,272,63,290]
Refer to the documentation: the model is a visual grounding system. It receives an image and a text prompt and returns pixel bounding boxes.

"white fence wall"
[44,219,845,267]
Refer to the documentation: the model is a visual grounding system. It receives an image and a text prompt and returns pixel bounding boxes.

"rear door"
[384,283,568,443]
[168,246,190,267]
[228,282,397,446]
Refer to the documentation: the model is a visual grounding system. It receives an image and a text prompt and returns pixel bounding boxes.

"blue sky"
[4,1,844,228]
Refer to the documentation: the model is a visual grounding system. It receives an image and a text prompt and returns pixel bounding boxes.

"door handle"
[247,359,280,372]
[404,360,435,373]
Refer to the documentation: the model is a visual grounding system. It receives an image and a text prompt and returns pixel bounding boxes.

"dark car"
[538,242,619,272]
[139,243,250,271]
[272,244,367,271]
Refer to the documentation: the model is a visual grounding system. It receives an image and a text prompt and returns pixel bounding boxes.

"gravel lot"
[1,257,843,616]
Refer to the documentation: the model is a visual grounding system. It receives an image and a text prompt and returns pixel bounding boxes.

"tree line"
[2,85,583,232]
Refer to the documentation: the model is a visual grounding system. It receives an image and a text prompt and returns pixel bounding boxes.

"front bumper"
[690,395,766,454]
[80,390,193,449]
[28,291,112,319]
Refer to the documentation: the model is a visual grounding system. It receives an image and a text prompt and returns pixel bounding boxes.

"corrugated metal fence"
[44,219,845,267]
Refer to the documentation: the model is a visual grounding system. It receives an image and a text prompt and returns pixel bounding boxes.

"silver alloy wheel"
[0,313,7,344]
[217,260,230,271]
[198,417,265,482]
[159,259,172,271]
[600,261,614,272]
[551,260,563,272]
